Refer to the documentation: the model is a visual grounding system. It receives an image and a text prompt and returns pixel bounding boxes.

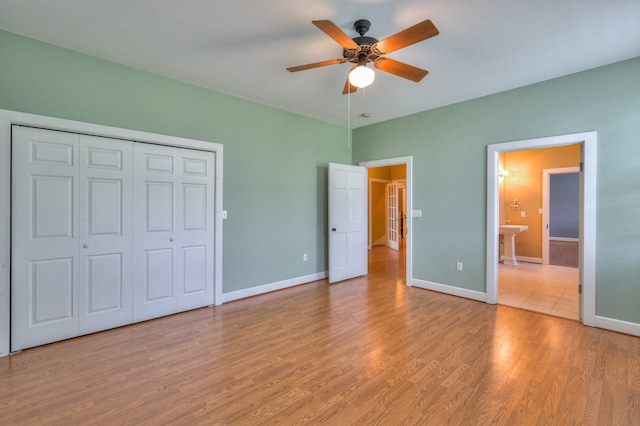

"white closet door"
[11,126,80,351]
[78,135,134,334]
[133,143,179,321]
[176,149,215,311]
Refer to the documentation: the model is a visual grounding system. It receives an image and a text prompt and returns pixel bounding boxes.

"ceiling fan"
[287,19,439,94]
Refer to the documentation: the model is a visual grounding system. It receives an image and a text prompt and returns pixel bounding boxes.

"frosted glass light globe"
[348,65,375,88]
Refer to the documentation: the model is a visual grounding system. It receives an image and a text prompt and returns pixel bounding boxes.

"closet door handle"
[82,243,89,248]
[169,238,175,242]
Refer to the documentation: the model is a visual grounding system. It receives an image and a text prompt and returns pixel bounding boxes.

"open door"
[328,163,367,283]
[387,182,399,251]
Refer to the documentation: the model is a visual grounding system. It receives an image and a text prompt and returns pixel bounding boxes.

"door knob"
[331,228,336,232]
[82,243,89,248]
[170,238,175,242]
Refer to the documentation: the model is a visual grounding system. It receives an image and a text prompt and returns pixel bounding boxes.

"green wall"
[2,29,639,325]
[0,30,351,293]
[353,57,640,324]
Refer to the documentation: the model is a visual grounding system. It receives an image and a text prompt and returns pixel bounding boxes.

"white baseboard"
[411,278,487,302]
[221,271,327,304]
[516,256,542,264]
[550,237,579,243]
[595,315,640,337]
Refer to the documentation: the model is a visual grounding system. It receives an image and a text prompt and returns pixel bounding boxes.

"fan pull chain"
[347,89,352,150]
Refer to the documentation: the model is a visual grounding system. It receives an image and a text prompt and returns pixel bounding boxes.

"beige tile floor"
[498,262,579,320]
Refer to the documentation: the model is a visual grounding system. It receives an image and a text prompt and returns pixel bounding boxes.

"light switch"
[521,211,526,218]
[222,210,228,219]
[412,210,423,218]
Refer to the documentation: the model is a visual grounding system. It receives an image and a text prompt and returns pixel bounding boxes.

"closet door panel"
[176,149,215,310]
[78,136,133,334]
[11,127,80,351]
[145,248,174,301]
[133,143,178,321]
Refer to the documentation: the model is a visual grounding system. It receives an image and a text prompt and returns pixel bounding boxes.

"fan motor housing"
[352,36,378,46]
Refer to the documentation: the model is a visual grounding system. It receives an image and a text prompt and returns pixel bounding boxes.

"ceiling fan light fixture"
[348,65,375,88]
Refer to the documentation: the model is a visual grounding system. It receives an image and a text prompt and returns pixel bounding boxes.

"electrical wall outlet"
[456,261,463,271]
[303,253,308,261]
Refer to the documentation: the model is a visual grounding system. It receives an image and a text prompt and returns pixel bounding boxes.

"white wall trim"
[412,279,487,302]
[487,131,597,328]
[0,108,224,357]
[549,237,580,243]
[542,166,580,264]
[516,256,543,264]
[221,272,327,304]
[360,156,413,288]
[595,316,640,337]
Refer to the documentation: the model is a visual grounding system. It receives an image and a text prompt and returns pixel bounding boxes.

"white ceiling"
[1,0,639,128]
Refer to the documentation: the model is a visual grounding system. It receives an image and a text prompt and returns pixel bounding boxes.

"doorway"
[359,156,413,287]
[497,147,580,320]
[487,132,597,326]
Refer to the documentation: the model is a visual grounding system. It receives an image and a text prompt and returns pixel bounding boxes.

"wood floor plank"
[1,246,639,425]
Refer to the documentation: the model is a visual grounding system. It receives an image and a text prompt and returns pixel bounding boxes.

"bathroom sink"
[499,224,529,234]
[499,225,528,265]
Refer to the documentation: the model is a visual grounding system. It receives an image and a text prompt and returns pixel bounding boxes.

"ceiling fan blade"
[373,20,439,55]
[374,58,429,82]
[342,68,359,95]
[313,20,360,50]
[287,58,346,72]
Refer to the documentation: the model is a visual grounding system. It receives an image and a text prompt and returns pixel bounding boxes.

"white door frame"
[359,157,413,288]
[0,108,224,357]
[486,132,596,327]
[542,167,580,265]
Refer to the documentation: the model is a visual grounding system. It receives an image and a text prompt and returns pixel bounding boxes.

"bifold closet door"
[11,127,81,350]
[78,135,134,334]
[132,144,214,322]
[12,127,214,351]
[11,127,135,350]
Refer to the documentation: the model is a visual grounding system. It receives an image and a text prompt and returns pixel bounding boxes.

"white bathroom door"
[78,135,134,334]
[11,126,81,351]
[133,143,179,321]
[328,163,367,283]
[175,149,215,311]
[387,182,399,251]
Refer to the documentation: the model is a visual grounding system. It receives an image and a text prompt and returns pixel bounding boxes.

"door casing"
[542,167,580,265]
[486,132,596,326]
[359,156,413,288]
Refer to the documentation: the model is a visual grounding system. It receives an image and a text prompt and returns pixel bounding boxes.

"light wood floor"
[499,262,579,320]
[1,247,639,425]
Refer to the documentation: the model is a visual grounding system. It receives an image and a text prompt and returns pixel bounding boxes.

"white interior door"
[387,182,399,251]
[133,144,215,320]
[11,126,81,350]
[78,135,134,334]
[133,143,179,321]
[175,149,215,311]
[328,163,367,283]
